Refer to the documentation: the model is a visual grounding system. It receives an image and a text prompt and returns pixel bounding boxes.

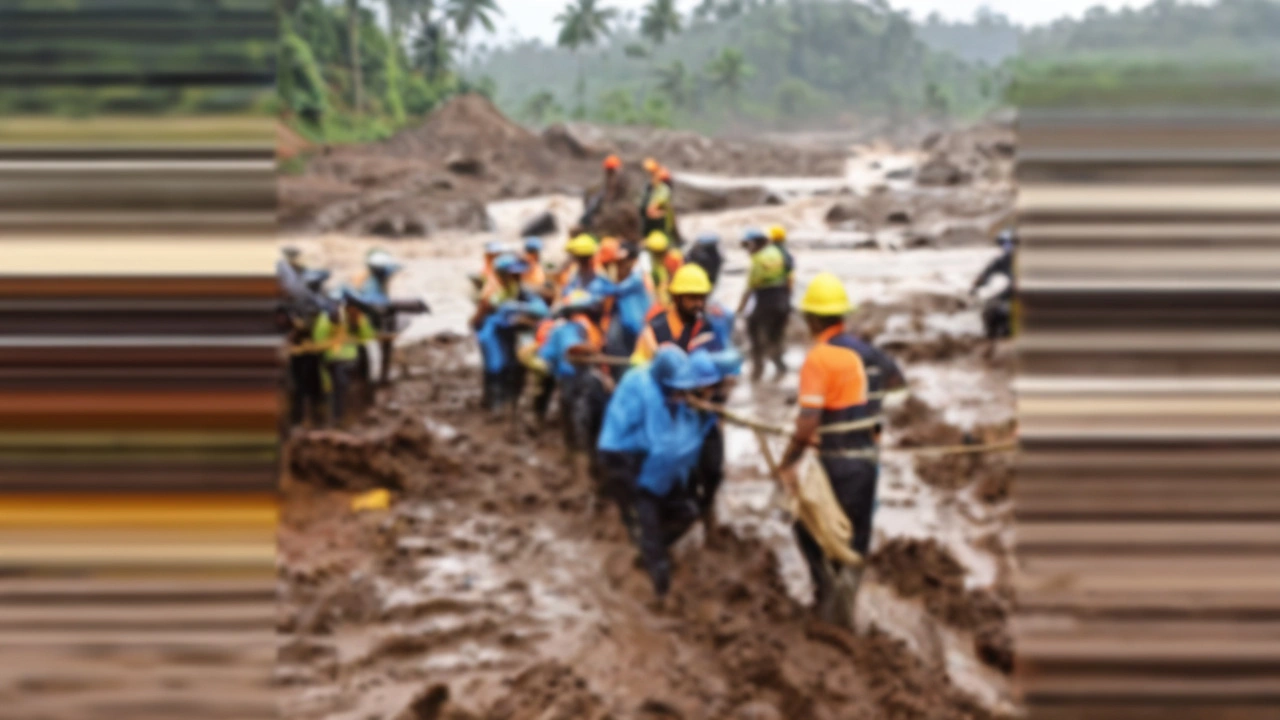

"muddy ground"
[278,106,1020,719]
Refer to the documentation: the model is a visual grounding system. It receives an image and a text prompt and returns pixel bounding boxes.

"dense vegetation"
[477,0,1001,131]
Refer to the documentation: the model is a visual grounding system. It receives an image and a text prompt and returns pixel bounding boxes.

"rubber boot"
[828,565,863,631]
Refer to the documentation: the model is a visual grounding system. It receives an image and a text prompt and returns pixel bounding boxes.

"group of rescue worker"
[468,208,919,621]
[276,246,428,429]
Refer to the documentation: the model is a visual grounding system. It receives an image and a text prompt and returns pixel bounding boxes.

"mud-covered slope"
[278,338,1012,720]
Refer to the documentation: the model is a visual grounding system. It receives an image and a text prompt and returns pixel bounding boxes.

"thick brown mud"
[278,340,1014,720]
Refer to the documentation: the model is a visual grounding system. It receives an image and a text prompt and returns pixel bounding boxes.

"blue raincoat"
[589,274,650,339]
[704,301,735,350]
[597,365,718,497]
[477,298,548,374]
[538,320,590,379]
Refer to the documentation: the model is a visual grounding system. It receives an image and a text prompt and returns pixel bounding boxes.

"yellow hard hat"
[566,233,599,258]
[645,230,670,253]
[669,264,712,296]
[766,224,788,243]
[799,273,852,316]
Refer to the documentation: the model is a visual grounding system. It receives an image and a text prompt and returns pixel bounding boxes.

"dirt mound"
[287,417,444,491]
[869,539,1014,674]
[380,95,561,179]
[586,124,847,177]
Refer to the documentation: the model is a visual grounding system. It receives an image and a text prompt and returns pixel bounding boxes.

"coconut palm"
[445,0,502,64]
[653,59,689,108]
[639,0,682,47]
[555,0,619,118]
[705,47,751,111]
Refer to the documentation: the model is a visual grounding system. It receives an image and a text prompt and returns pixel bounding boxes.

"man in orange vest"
[776,273,880,628]
[632,264,722,364]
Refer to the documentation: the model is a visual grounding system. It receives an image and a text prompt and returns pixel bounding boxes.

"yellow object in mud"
[766,224,788,243]
[669,264,712,296]
[566,234,599,258]
[789,460,863,567]
[799,272,852,317]
[644,230,670,253]
[351,488,392,512]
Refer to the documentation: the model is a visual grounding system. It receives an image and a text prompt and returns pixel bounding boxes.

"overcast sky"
[480,0,1164,45]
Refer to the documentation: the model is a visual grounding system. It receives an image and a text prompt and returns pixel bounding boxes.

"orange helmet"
[643,157,659,174]
[658,167,672,182]
[598,237,621,264]
[603,155,622,171]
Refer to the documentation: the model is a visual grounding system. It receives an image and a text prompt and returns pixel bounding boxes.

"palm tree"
[555,0,619,119]
[445,0,502,66]
[639,0,682,47]
[346,0,363,117]
[653,60,689,108]
[705,47,751,111]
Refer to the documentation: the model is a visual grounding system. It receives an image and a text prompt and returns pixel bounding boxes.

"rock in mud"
[519,210,558,237]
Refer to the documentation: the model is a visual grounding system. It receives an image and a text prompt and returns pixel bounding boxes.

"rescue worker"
[970,229,1018,340]
[736,228,792,381]
[533,290,610,489]
[642,163,675,240]
[288,269,333,426]
[473,240,505,299]
[472,253,549,413]
[632,264,721,364]
[590,242,650,369]
[282,245,307,275]
[312,293,377,428]
[685,233,723,288]
[776,273,881,625]
[766,224,796,290]
[349,249,404,386]
[644,230,684,309]
[522,237,548,287]
[638,157,660,223]
[597,347,722,600]
[581,155,625,230]
[559,233,600,298]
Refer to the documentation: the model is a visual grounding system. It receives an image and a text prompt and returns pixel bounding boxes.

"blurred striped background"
[0,2,279,717]
[1014,109,1280,719]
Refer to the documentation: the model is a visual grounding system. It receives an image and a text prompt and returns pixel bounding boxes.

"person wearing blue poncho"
[531,290,609,489]
[472,253,548,413]
[589,242,651,376]
[597,347,726,600]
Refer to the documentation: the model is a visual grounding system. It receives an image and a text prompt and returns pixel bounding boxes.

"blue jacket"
[538,320,589,379]
[477,297,548,374]
[597,366,717,496]
[589,274,650,338]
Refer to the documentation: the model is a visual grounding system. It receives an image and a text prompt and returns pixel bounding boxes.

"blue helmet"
[707,348,744,379]
[650,346,691,390]
[742,228,767,244]
[997,229,1017,251]
[484,240,504,255]
[524,236,544,253]
[493,253,529,275]
[696,233,720,246]
[682,351,724,390]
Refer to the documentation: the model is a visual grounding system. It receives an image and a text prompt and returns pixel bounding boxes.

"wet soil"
[869,539,1014,674]
[278,340,1014,720]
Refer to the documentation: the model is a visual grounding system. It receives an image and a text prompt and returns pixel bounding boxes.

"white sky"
[480,0,1164,45]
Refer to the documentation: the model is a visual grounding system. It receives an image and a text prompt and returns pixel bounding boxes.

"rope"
[687,397,1017,458]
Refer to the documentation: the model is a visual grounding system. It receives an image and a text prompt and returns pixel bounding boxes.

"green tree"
[445,0,503,65]
[346,0,364,116]
[555,0,619,119]
[639,0,682,47]
[653,59,690,108]
[521,90,563,124]
[705,47,751,110]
